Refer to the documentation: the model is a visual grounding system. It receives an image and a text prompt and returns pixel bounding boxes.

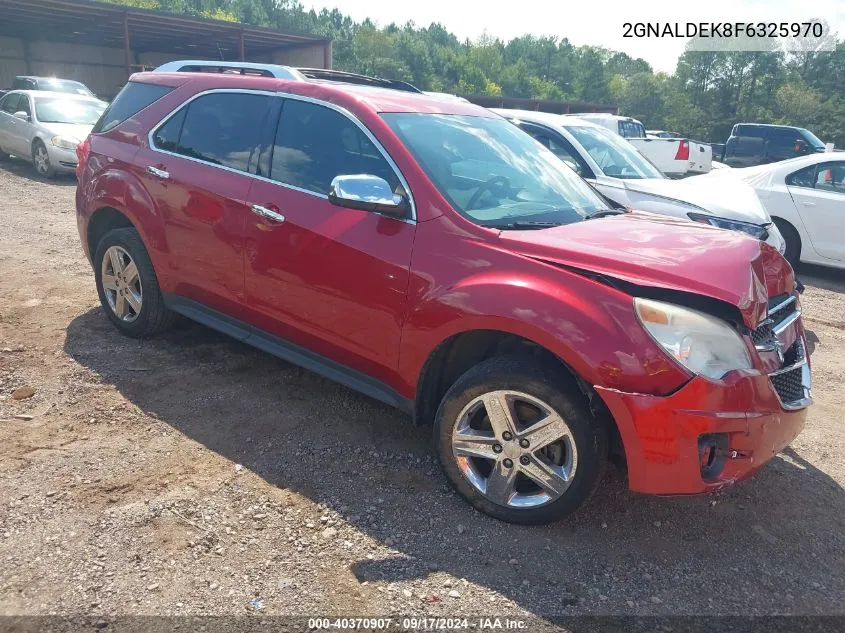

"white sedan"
[0,90,106,178]
[706,154,844,269]
[493,109,785,254]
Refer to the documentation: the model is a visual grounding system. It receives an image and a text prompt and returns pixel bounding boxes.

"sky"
[303,0,845,73]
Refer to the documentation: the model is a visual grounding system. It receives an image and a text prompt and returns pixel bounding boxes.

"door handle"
[146,165,169,179]
[800,201,816,207]
[251,204,285,224]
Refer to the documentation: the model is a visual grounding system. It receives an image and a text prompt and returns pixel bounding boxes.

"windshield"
[382,113,608,228]
[35,98,106,125]
[37,79,94,97]
[565,124,665,179]
[798,128,826,150]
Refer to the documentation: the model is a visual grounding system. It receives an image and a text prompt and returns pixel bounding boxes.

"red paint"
[596,334,809,494]
[76,71,808,499]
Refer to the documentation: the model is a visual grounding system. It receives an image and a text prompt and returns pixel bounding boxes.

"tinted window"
[152,108,186,153]
[735,125,763,138]
[799,128,825,150]
[270,99,399,194]
[786,165,817,188]
[177,92,273,172]
[92,82,172,134]
[1,94,21,113]
[769,128,801,149]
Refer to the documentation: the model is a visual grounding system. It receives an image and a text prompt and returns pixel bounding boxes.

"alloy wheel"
[101,246,143,322]
[34,144,50,175]
[451,390,577,508]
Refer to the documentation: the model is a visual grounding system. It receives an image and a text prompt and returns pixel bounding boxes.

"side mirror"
[793,140,810,154]
[328,174,408,217]
[13,111,30,122]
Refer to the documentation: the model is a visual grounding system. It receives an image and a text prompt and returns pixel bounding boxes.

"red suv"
[75,62,811,524]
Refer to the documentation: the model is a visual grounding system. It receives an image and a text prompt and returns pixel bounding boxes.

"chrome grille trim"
[767,338,812,410]
[772,308,802,336]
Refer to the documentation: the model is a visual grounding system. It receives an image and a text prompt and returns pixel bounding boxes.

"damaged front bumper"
[595,353,810,495]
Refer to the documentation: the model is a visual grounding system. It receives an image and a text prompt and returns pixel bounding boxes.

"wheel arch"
[87,206,137,257]
[413,328,624,460]
[771,215,803,263]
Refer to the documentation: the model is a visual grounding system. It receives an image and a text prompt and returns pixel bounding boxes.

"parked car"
[702,154,845,268]
[76,61,810,524]
[720,124,832,168]
[567,113,713,177]
[492,109,785,254]
[0,90,107,177]
[647,130,681,138]
[1,76,97,98]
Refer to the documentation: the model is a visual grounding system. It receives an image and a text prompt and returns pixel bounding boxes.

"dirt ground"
[0,158,844,624]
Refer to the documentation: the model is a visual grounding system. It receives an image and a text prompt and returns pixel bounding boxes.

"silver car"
[0,90,107,178]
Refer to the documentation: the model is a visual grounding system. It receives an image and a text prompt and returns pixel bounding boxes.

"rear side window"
[152,108,186,152]
[786,165,816,188]
[92,82,172,134]
[160,92,274,172]
[269,98,399,195]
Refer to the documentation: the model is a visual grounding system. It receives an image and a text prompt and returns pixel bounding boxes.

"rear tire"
[773,217,801,267]
[94,227,174,338]
[434,356,606,524]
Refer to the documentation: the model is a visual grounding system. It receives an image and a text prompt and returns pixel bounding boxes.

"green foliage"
[104,0,844,145]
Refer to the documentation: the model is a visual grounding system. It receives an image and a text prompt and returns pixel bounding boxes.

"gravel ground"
[0,157,843,625]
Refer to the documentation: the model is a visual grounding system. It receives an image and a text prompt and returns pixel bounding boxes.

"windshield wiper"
[488,221,564,230]
[584,209,627,220]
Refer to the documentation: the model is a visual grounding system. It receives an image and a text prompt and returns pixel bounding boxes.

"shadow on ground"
[64,308,845,616]
[0,155,77,186]
[797,263,845,294]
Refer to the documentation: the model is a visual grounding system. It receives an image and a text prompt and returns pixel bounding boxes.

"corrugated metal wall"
[1,36,332,100]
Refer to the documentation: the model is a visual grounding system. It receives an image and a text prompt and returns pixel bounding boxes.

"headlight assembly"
[50,136,80,150]
[634,298,753,380]
[687,212,769,241]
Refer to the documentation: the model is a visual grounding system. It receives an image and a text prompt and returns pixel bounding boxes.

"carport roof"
[0,0,330,63]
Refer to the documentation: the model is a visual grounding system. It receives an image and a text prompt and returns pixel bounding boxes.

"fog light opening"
[698,433,729,482]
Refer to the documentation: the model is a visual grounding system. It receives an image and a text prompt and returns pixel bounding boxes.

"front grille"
[750,322,774,345]
[771,364,805,403]
[767,294,796,326]
[750,294,810,410]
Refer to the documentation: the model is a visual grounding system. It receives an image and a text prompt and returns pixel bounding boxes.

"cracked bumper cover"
[595,369,808,495]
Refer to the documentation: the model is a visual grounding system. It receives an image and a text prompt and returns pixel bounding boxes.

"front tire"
[434,356,606,524]
[32,139,56,178]
[94,227,174,338]
[773,217,801,267]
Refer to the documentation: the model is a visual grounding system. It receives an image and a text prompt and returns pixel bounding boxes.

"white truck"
[568,114,712,178]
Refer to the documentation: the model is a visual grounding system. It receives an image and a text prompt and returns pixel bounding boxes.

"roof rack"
[153,60,422,94]
[295,68,421,93]
[153,60,304,81]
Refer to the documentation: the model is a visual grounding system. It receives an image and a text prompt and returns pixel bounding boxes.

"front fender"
[399,263,690,399]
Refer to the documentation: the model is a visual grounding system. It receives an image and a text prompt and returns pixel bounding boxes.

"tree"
[102,0,845,146]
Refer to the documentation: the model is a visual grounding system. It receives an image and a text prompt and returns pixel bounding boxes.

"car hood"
[606,176,770,224]
[38,122,93,142]
[499,212,793,328]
